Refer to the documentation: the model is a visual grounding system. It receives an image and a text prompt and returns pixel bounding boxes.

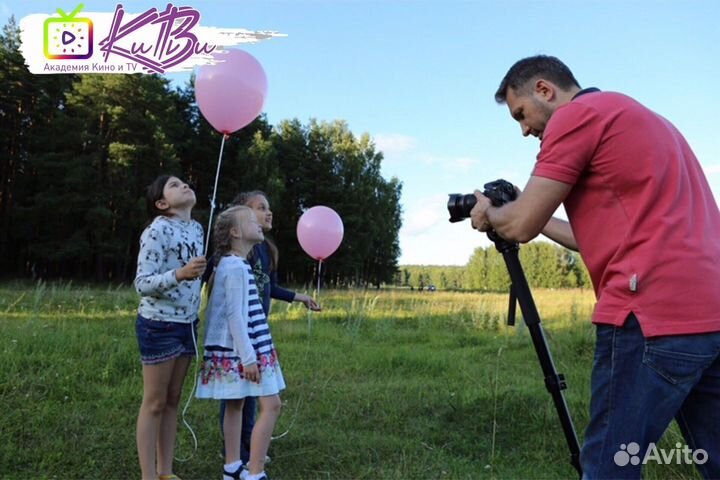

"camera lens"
[447,193,477,223]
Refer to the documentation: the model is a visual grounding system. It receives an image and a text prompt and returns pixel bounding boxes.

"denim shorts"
[135,314,199,365]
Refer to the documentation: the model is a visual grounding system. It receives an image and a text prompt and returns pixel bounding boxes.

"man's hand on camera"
[470,191,493,231]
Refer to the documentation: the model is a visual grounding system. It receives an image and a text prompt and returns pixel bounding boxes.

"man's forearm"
[542,217,578,251]
[485,203,540,243]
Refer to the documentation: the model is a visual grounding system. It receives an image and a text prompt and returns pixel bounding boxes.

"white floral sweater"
[134,216,204,323]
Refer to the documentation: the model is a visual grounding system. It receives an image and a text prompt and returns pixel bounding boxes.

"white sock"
[224,460,243,473]
[246,472,266,480]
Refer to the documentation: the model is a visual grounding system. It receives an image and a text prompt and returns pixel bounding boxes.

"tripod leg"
[500,247,582,477]
[507,284,517,326]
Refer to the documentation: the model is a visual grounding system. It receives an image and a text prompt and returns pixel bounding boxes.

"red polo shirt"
[534,91,720,336]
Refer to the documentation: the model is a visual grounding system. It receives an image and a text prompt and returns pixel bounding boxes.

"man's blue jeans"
[220,397,256,463]
[581,314,720,479]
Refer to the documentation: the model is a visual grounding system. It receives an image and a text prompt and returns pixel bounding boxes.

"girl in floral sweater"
[134,174,206,480]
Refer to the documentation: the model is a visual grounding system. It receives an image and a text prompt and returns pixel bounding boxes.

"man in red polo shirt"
[471,55,720,479]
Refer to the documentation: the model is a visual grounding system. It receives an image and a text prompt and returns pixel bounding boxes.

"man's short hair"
[495,55,580,104]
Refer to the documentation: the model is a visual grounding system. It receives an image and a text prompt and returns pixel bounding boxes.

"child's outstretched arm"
[270,270,321,311]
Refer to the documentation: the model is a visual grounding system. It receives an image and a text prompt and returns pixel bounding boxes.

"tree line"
[0,18,402,286]
[399,242,592,291]
[2,17,594,290]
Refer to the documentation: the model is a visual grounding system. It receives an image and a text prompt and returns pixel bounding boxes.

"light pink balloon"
[195,49,268,134]
[297,206,344,261]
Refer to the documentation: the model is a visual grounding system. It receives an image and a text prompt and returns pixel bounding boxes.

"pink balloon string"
[316,259,323,298]
[306,259,322,334]
[204,134,227,257]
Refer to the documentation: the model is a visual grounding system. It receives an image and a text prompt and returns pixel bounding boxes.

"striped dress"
[196,255,285,399]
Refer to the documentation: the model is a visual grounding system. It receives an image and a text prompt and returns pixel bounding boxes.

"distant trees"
[0,18,402,285]
[398,265,465,290]
[2,16,592,290]
[399,241,592,292]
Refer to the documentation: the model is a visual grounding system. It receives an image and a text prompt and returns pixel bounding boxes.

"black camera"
[447,179,517,223]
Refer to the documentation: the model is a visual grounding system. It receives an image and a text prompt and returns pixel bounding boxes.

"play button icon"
[62,31,76,45]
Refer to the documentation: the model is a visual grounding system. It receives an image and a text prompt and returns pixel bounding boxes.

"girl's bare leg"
[156,356,191,476]
[247,395,282,475]
[137,358,180,480]
[223,399,246,465]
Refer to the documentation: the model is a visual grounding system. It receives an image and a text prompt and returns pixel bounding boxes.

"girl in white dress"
[196,206,284,480]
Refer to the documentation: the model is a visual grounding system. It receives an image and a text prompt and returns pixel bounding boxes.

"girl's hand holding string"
[243,363,261,384]
[175,256,207,281]
[295,293,321,311]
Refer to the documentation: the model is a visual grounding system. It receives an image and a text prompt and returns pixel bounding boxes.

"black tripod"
[489,228,583,478]
[448,179,582,476]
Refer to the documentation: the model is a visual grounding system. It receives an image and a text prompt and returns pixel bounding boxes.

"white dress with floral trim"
[196,255,285,399]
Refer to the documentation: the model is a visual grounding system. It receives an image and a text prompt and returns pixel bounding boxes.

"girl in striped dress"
[196,206,284,480]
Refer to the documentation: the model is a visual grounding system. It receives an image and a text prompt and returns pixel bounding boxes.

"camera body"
[447,179,517,223]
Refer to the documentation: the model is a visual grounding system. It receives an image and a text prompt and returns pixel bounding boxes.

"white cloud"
[373,134,417,155]
[415,153,483,174]
[401,194,447,236]
[399,222,491,265]
[399,192,492,265]
[454,157,478,171]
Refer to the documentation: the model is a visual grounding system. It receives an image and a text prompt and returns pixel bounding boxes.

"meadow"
[0,282,702,479]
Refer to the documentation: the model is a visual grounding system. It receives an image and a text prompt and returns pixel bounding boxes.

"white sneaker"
[222,463,245,480]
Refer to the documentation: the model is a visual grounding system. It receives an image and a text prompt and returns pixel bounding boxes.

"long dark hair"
[232,190,279,271]
[143,174,181,228]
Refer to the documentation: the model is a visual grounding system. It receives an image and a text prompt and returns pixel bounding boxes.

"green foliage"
[399,242,591,292]
[0,20,401,286]
[269,119,403,288]
[399,265,466,290]
[2,17,586,291]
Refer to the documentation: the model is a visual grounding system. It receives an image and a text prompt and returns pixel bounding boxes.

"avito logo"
[614,442,708,467]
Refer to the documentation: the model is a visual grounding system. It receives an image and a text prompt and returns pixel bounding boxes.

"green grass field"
[0,282,702,479]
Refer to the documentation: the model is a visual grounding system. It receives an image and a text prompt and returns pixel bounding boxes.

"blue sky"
[7,0,720,265]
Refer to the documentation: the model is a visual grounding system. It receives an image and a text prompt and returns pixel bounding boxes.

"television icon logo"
[44,4,93,59]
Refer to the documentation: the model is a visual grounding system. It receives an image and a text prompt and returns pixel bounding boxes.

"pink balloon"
[297,206,344,261]
[195,49,268,134]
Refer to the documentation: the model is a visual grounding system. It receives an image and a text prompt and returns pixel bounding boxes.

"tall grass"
[0,282,701,479]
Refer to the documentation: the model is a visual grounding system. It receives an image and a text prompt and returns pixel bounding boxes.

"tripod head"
[482,179,517,206]
[481,179,519,253]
